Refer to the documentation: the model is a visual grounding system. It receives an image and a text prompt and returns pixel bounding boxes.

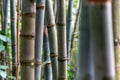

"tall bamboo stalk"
[71,0,81,54]
[16,0,21,80]
[77,0,94,80]
[2,0,8,34]
[10,0,17,77]
[88,0,115,80]
[56,0,67,79]
[112,1,120,80]
[35,0,45,80]
[20,0,36,80]
[43,26,52,80]
[45,0,58,79]
[67,0,73,63]
[0,0,4,28]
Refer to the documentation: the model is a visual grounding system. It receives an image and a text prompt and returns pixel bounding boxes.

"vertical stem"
[88,0,115,80]
[43,26,52,80]
[20,0,36,80]
[56,0,67,79]
[71,0,81,55]
[112,0,120,80]
[2,0,8,34]
[35,0,45,80]
[77,0,94,80]
[16,0,21,80]
[10,0,17,78]
[67,0,73,63]
[45,0,58,79]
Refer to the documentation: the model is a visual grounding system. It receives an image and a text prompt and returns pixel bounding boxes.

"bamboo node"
[11,17,15,21]
[56,22,66,26]
[35,61,42,66]
[20,60,34,67]
[114,38,120,46]
[50,53,58,58]
[47,24,55,28]
[22,12,36,17]
[36,4,45,9]
[58,57,68,62]
[20,34,35,39]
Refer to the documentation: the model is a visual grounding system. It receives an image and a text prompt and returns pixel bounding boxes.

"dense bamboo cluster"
[1,0,120,80]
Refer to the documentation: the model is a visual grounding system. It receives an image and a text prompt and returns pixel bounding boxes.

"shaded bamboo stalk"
[88,0,115,80]
[10,0,17,76]
[71,0,81,55]
[112,0,120,80]
[20,0,36,80]
[77,0,94,80]
[56,0,67,79]
[45,0,58,79]
[43,26,52,80]
[67,0,73,63]
[2,0,8,34]
[10,0,17,78]
[0,0,4,28]
[16,0,21,79]
[35,0,45,80]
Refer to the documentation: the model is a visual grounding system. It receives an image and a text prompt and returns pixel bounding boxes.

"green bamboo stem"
[112,1,120,80]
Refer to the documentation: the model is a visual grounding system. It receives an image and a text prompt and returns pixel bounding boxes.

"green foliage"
[0,31,11,79]
[0,65,8,78]
[67,64,77,80]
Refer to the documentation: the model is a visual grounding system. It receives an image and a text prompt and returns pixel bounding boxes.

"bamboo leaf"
[0,45,5,52]
[0,70,7,78]
[0,65,9,70]
[0,34,11,43]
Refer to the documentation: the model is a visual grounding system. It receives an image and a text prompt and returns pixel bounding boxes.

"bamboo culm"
[45,0,58,79]
[77,0,94,80]
[88,0,115,80]
[10,0,17,77]
[20,0,36,80]
[2,0,8,34]
[43,26,52,80]
[35,0,45,80]
[112,0,120,80]
[56,0,67,79]
[67,0,73,63]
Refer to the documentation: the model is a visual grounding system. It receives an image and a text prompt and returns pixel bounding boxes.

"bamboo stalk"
[20,0,36,80]
[10,0,17,78]
[45,0,58,79]
[67,0,73,63]
[77,0,94,80]
[35,0,45,80]
[56,0,67,79]
[88,0,115,80]
[71,0,81,55]
[43,26,52,80]
[2,0,8,34]
[112,0,120,80]
[16,0,21,79]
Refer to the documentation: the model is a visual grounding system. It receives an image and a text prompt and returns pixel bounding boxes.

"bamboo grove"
[0,0,120,80]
